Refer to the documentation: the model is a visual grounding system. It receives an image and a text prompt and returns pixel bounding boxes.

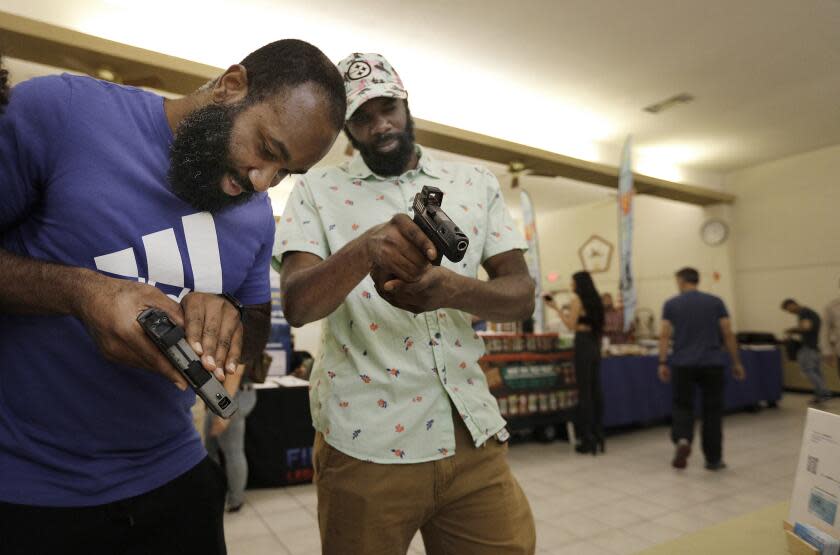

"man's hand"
[658,363,671,383]
[182,292,243,380]
[372,265,456,314]
[280,215,438,328]
[732,362,746,382]
[364,214,437,284]
[209,415,231,438]
[76,275,189,389]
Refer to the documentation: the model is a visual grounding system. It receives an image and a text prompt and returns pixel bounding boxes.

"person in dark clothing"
[826,297,840,381]
[782,299,831,403]
[0,55,9,113]
[602,292,633,344]
[659,267,745,471]
[289,350,314,380]
[0,40,344,554]
[546,271,605,455]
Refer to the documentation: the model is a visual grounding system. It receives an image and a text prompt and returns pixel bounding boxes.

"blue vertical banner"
[618,137,636,332]
[520,189,545,332]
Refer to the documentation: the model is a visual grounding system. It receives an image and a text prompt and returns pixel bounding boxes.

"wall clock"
[701,219,729,246]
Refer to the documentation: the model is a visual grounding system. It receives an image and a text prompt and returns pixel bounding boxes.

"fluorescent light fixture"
[634,143,712,183]
[634,158,685,183]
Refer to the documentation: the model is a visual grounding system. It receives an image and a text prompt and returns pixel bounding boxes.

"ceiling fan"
[505,160,557,189]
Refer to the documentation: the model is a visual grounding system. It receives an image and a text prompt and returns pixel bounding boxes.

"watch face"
[701,219,729,246]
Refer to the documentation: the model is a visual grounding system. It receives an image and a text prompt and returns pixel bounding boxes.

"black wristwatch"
[219,292,244,321]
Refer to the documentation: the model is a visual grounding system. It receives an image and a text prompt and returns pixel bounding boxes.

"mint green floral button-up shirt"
[275,146,527,463]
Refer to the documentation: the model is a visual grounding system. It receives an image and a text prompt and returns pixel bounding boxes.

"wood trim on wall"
[0,11,218,93]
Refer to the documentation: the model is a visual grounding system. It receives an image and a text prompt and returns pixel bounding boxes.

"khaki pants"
[313,414,536,555]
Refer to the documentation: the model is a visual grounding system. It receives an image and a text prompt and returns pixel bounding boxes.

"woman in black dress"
[546,271,605,454]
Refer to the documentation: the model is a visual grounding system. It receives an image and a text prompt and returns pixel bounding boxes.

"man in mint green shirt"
[277,53,536,555]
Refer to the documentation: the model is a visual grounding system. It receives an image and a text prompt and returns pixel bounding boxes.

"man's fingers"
[383,279,404,292]
[389,229,429,267]
[219,321,244,376]
[424,243,437,262]
[213,304,241,369]
[384,252,425,284]
[394,241,428,270]
[393,214,437,262]
[184,301,206,356]
[200,308,222,375]
[379,230,427,272]
[153,294,186,328]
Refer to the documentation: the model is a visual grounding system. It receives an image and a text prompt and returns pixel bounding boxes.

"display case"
[479,332,577,440]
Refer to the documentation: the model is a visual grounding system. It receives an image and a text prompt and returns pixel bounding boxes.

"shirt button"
[435,332,441,339]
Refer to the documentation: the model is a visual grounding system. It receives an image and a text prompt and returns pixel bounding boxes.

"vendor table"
[243,348,783,488]
[245,383,314,488]
[602,348,784,428]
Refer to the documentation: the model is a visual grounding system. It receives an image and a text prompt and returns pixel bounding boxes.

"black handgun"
[137,308,238,419]
[412,186,469,265]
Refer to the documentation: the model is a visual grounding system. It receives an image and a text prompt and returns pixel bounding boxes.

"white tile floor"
[225,392,835,555]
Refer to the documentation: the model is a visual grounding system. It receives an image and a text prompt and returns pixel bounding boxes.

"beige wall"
[727,143,840,342]
[535,194,738,332]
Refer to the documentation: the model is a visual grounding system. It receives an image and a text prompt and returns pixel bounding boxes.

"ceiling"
[3,0,838,185]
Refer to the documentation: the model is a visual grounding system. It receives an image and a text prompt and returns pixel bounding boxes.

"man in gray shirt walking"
[783,298,832,403]
[658,268,745,471]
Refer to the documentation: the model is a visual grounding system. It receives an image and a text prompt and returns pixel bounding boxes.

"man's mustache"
[373,132,404,147]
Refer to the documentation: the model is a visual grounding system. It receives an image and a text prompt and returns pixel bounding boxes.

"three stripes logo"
[93,212,222,301]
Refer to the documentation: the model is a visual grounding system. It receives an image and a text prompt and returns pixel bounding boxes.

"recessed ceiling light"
[643,93,695,114]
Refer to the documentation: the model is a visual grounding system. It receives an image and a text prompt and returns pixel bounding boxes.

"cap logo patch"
[346,61,372,80]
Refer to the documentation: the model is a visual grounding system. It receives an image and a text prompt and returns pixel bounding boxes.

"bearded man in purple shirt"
[0,39,344,554]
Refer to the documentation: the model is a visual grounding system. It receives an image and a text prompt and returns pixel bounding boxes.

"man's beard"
[348,115,416,177]
[168,102,256,213]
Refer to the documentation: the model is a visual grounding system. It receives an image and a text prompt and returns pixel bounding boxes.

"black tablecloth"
[245,385,314,488]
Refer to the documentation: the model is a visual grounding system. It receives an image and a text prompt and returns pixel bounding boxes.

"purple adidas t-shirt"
[0,74,274,506]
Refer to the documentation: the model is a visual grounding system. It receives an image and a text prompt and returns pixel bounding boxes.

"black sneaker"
[672,441,691,469]
[705,460,727,471]
[226,503,244,513]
